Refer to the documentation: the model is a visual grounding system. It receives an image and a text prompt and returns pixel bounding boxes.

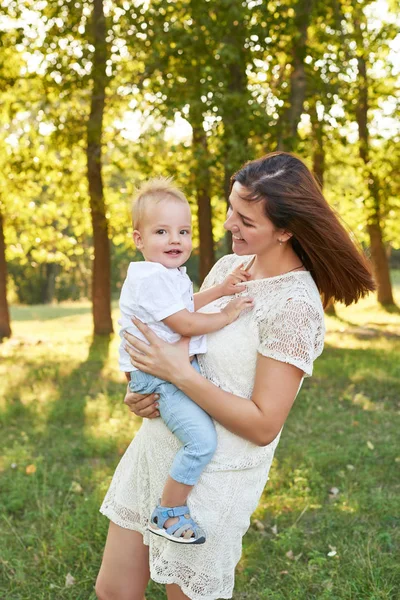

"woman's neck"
[246,247,304,280]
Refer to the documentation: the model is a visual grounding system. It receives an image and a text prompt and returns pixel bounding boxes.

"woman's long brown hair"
[231,152,375,307]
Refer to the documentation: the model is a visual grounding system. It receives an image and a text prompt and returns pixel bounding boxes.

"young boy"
[118,178,252,544]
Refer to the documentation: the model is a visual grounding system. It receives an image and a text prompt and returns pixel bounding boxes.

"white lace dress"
[100,254,325,600]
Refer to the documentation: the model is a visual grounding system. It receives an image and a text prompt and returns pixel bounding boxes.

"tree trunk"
[190,106,215,284]
[0,206,11,341]
[41,263,57,304]
[216,4,250,253]
[367,221,394,305]
[309,101,336,315]
[277,0,312,151]
[309,101,325,189]
[354,16,394,306]
[87,0,113,334]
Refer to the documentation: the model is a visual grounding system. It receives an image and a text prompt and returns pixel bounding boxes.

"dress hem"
[99,508,233,600]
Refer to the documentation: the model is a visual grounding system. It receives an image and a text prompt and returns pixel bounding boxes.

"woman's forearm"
[173,367,272,445]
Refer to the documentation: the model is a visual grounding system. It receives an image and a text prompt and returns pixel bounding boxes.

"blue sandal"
[148,504,206,545]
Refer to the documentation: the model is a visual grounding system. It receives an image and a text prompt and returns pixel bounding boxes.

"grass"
[1,277,400,600]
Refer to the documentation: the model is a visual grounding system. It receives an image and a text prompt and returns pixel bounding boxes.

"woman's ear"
[133,230,144,250]
[279,230,293,243]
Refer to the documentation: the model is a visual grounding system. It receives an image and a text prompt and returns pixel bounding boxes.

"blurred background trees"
[0,0,399,337]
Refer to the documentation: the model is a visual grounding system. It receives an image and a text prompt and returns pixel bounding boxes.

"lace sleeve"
[200,254,239,291]
[258,298,324,377]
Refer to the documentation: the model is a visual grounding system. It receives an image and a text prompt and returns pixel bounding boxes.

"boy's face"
[133,199,193,268]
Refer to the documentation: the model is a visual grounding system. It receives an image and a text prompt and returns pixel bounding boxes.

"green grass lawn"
[1,279,400,600]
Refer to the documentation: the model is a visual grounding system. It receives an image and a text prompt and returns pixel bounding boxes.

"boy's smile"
[133,199,193,269]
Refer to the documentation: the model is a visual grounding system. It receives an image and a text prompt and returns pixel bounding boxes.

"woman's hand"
[124,387,160,419]
[124,317,192,385]
[219,263,251,297]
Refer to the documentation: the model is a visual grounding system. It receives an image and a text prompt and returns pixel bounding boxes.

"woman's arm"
[124,318,303,446]
[174,355,303,446]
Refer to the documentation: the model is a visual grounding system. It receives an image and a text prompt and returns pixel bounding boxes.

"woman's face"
[224,182,282,257]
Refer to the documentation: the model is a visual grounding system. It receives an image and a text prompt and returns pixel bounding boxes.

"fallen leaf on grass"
[328,544,337,557]
[279,570,289,575]
[65,573,75,587]
[367,440,375,450]
[346,464,355,471]
[286,550,294,560]
[25,464,36,475]
[69,481,83,494]
[252,519,265,532]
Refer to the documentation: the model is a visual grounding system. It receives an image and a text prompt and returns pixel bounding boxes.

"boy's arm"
[163,297,253,336]
[194,262,251,310]
[193,284,223,311]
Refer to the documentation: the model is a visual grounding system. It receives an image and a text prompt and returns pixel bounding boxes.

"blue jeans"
[129,358,217,486]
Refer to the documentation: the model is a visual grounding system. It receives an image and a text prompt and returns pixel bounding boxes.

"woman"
[96,152,375,600]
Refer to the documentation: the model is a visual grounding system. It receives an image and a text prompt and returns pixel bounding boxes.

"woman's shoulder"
[255,272,324,322]
[201,254,251,289]
[214,253,252,276]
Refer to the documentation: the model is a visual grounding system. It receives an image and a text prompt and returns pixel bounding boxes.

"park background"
[0,0,399,598]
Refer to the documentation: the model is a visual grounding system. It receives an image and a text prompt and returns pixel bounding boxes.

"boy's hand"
[221,296,254,325]
[219,263,251,297]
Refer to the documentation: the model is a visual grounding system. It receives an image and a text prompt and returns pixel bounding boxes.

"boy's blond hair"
[132,177,188,230]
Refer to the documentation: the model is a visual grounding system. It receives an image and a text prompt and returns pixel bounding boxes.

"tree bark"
[219,12,249,253]
[354,16,394,306]
[0,206,11,341]
[190,105,215,284]
[277,0,312,151]
[87,0,113,334]
[309,101,325,189]
[41,263,57,304]
[309,101,336,315]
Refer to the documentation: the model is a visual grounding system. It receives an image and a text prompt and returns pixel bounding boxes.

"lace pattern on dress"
[100,253,325,600]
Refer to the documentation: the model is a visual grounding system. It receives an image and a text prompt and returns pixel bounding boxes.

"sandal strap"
[151,504,190,529]
[165,515,200,538]
[163,505,190,518]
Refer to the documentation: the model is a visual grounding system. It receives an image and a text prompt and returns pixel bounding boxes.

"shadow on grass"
[1,332,399,599]
[380,303,400,315]
[10,304,92,322]
[0,334,131,599]
[327,315,400,339]
[42,334,115,458]
[232,341,400,599]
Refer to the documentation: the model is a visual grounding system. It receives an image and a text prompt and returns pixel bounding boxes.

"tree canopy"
[0,0,399,335]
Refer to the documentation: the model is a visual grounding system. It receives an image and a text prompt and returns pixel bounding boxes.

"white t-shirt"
[118,261,207,372]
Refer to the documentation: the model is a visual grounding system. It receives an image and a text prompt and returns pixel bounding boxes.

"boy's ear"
[133,229,143,250]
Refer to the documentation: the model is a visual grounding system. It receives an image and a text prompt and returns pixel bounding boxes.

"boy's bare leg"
[96,523,149,600]
[161,476,193,507]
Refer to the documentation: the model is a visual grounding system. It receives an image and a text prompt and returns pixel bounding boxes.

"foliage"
[0,0,399,304]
